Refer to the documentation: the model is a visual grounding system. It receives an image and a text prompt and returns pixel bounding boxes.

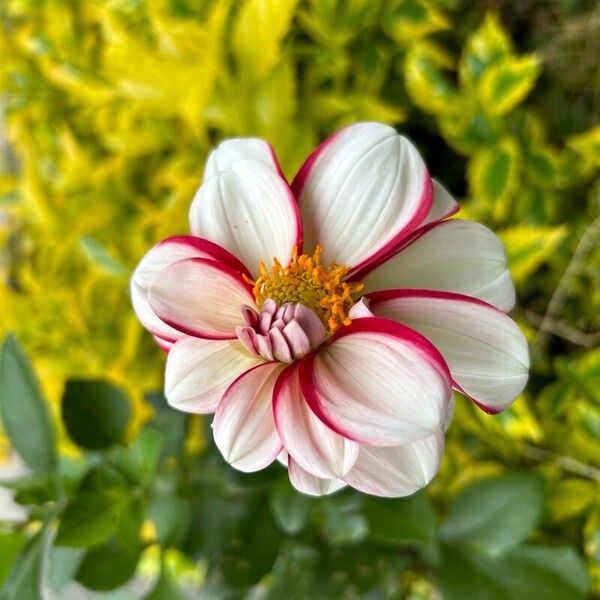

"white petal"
[293,122,432,272]
[288,458,346,497]
[367,290,529,413]
[203,138,283,179]
[190,159,301,277]
[213,362,284,472]
[362,219,516,312]
[153,335,173,352]
[348,298,374,319]
[149,257,255,339]
[165,337,264,414]
[344,429,444,498]
[421,180,459,226]
[277,450,289,467]
[131,236,250,342]
[274,366,359,479]
[299,318,452,447]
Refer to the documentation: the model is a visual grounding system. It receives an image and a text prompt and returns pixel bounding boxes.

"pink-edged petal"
[149,257,254,339]
[288,458,346,497]
[165,337,264,414]
[235,326,259,355]
[269,327,293,363]
[153,335,173,353]
[131,236,251,342]
[292,304,326,348]
[299,318,452,447]
[343,429,444,498]
[257,334,274,361]
[273,365,359,479]
[366,290,529,413]
[212,362,284,472]
[293,122,432,272]
[348,298,374,319]
[358,180,460,275]
[362,219,516,312]
[277,450,289,467]
[281,320,311,359]
[203,138,285,180]
[421,180,460,226]
[190,158,301,277]
[241,305,259,328]
[350,181,460,279]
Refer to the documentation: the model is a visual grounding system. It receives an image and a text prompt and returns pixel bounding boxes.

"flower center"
[246,246,364,335]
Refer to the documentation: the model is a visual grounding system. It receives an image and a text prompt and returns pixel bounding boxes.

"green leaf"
[47,546,84,593]
[0,532,25,587]
[405,40,458,115]
[270,478,313,535]
[439,111,499,155]
[149,494,190,547]
[526,146,562,189]
[439,543,589,600]
[75,538,140,591]
[459,13,513,86]
[504,545,589,597]
[568,125,600,168]
[79,235,126,276]
[232,0,298,82]
[61,379,131,450]
[441,473,544,554]
[0,335,56,474]
[364,493,437,547]
[382,0,449,43]
[145,566,188,600]
[55,490,120,548]
[114,428,162,485]
[499,225,567,284]
[145,392,187,460]
[0,529,46,600]
[479,55,540,116]
[468,137,520,208]
[324,511,368,545]
[439,543,506,600]
[363,493,439,564]
[1,473,56,507]
[322,496,368,545]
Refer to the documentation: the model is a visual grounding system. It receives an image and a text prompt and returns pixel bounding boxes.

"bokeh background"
[0,0,599,598]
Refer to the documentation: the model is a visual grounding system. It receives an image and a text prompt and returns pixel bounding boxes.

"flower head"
[131,122,529,497]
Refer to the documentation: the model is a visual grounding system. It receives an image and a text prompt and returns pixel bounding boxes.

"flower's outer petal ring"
[203,137,286,180]
[190,158,302,277]
[422,180,460,226]
[273,364,359,479]
[292,122,432,273]
[343,429,444,498]
[361,219,516,312]
[288,458,346,497]
[131,236,251,343]
[213,362,285,472]
[299,317,452,447]
[149,257,255,339]
[165,337,264,414]
[366,289,529,413]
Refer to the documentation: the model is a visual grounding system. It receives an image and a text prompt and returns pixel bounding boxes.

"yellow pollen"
[246,246,364,335]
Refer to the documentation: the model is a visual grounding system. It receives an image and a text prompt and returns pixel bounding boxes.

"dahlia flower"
[131,122,528,497]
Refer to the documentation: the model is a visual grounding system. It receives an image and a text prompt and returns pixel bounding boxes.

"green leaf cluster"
[0,0,598,597]
[0,337,594,597]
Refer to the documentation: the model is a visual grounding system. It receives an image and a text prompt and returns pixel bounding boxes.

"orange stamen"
[251,245,364,335]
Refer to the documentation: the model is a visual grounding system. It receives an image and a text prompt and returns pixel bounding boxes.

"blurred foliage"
[0,0,598,598]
